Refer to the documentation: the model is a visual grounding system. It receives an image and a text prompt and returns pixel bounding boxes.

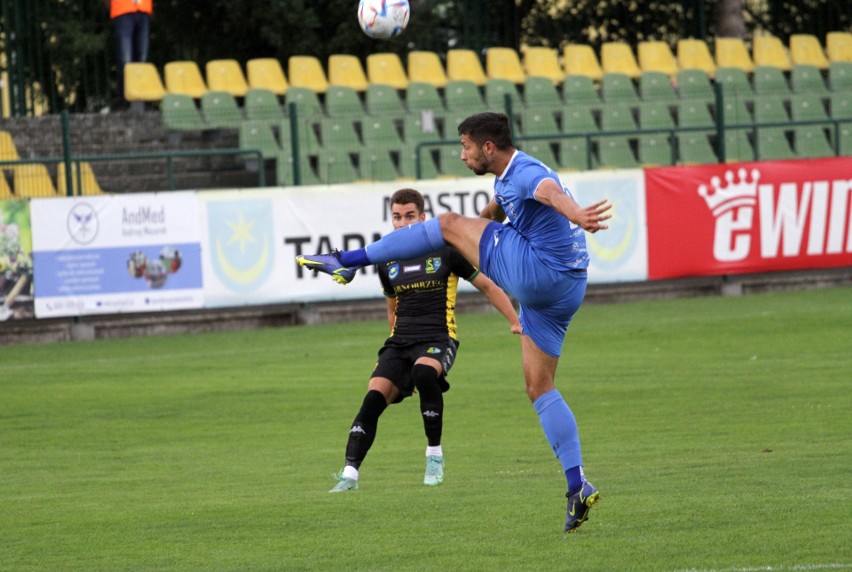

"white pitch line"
[675,564,851,572]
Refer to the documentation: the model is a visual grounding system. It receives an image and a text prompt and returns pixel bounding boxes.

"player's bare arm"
[479,197,506,222]
[534,179,612,233]
[470,273,522,335]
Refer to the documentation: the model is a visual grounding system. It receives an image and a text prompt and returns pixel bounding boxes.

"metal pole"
[61,110,74,195]
[715,82,726,163]
[288,103,301,185]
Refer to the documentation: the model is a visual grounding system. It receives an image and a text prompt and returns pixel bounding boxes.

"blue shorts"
[479,222,587,357]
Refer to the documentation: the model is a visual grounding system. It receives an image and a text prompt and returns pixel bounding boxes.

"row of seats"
[125,31,852,102]
[1,133,103,198]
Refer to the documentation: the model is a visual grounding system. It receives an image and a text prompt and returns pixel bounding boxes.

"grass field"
[1,287,850,571]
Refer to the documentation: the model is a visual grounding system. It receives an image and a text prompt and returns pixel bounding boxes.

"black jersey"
[377,247,479,341]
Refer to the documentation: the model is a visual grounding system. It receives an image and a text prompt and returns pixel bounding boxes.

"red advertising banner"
[645,158,852,280]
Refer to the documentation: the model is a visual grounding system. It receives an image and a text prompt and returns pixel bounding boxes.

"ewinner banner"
[30,192,203,318]
[645,158,852,280]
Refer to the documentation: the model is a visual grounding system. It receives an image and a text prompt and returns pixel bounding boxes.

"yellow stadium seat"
[789,34,829,69]
[446,49,487,86]
[164,61,208,98]
[715,37,754,73]
[0,131,20,162]
[677,39,716,77]
[601,41,641,78]
[407,51,448,89]
[523,47,564,84]
[123,62,166,102]
[367,53,409,90]
[328,54,369,91]
[826,31,852,63]
[288,55,329,93]
[485,47,525,83]
[0,172,13,201]
[205,59,249,97]
[247,58,288,96]
[563,44,603,80]
[753,34,791,71]
[638,41,678,76]
[13,164,57,198]
[57,162,104,196]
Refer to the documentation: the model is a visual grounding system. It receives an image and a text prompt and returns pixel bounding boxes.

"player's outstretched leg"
[564,481,601,532]
[329,469,359,493]
[296,249,358,285]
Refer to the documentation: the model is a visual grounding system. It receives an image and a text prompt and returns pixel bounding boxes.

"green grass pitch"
[2,287,850,571]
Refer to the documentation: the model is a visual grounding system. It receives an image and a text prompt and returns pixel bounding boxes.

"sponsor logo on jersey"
[425,257,441,273]
[388,263,399,279]
[402,264,422,273]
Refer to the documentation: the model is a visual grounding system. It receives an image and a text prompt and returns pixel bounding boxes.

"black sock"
[344,389,388,469]
[412,364,444,447]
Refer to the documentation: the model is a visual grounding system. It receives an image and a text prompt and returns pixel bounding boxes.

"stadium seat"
[561,135,592,171]
[13,163,58,198]
[791,93,830,123]
[366,53,408,90]
[406,82,445,113]
[403,113,442,146]
[362,115,405,152]
[676,69,715,102]
[795,126,834,158]
[562,75,601,106]
[719,96,752,128]
[245,88,284,124]
[436,144,471,178]
[318,149,361,184]
[247,58,289,96]
[722,129,755,162]
[601,41,641,79]
[715,67,755,100]
[677,39,716,77]
[485,47,526,83]
[365,83,406,116]
[638,41,679,76]
[201,91,243,129]
[524,76,563,110]
[754,96,790,125]
[519,109,563,166]
[753,34,791,71]
[56,161,104,196]
[0,173,13,200]
[521,138,561,171]
[639,71,678,103]
[398,144,439,179]
[164,61,208,98]
[562,105,598,134]
[563,44,603,80]
[280,116,321,157]
[161,93,207,131]
[283,86,323,117]
[520,108,560,136]
[0,131,21,161]
[753,66,791,96]
[324,86,364,118]
[828,61,852,91]
[407,51,448,88]
[677,132,717,164]
[839,124,852,156]
[678,100,714,130]
[638,133,674,166]
[288,55,329,93]
[484,78,523,112]
[444,79,484,112]
[597,135,639,168]
[523,47,564,85]
[639,101,675,130]
[826,31,852,63]
[601,73,640,104]
[123,62,166,102]
[789,34,829,69]
[239,120,282,160]
[714,38,754,73]
[790,64,829,96]
[320,117,362,149]
[830,92,852,120]
[360,148,399,181]
[755,128,796,160]
[206,59,249,97]
[446,49,487,86]
[328,54,369,92]
[600,102,637,132]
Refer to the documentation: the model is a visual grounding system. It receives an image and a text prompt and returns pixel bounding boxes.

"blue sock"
[532,389,583,490]
[363,218,446,264]
[339,248,369,267]
[565,465,585,494]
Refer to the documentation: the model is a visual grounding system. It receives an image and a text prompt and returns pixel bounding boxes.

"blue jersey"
[492,151,589,272]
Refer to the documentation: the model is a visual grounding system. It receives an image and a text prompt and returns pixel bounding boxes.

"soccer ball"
[357,0,410,40]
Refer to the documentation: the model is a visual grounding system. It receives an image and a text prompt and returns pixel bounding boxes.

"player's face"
[460,134,489,175]
[391,203,425,230]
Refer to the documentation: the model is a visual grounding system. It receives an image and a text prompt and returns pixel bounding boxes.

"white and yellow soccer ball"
[357,0,410,40]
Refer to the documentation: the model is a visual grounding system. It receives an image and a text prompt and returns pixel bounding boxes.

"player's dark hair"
[457,112,514,150]
[390,188,425,214]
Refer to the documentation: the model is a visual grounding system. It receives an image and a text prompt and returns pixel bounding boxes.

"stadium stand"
[407,51,448,88]
[324,86,364,118]
[246,58,289,96]
[205,59,249,98]
[826,31,852,62]
[164,61,208,98]
[244,88,285,124]
[639,101,676,130]
[365,83,406,117]
[0,131,21,161]
[0,173,13,200]
[328,54,369,92]
[563,75,601,107]
[601,41,642,79]
[563,44,603,80]
[601,73,640,104]
[639,71,678,103]
[56,161,104,195]
[524,76,562,111]
[829,61,852,91]
[161,93,207,131]
[789,34,830,69]
[638,41,679,76]
[677,38,716,77]
[790,64,829,96]
[13,164,58,198]
[406,82,446,114]
[484,78,523,112]
[523,47,564,85]
[446,49,488,85]
[715,38,754,73]
[283,87,323,116]
[753,34,792,71]
[715,67,755,100]
[485,47,526,83]
[201,91,243,129]
[678,132,718,164]
[123,62,166,103]
[638,132,673,166]
[444,79,484,112]
[366,53,409,90]
[676,69,715,102]
[288,55,329,93]
[753,66,791,97]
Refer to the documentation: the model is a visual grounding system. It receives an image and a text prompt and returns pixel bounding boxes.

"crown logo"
[698,168,760,216]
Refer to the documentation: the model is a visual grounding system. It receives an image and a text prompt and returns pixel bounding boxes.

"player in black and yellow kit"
[330,188,521,492]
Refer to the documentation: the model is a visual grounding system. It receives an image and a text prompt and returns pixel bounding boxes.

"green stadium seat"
[715,67,755,100]
[601,73,640,104]
[200,91,242,129]
[444,80,484,112]
[524,76,563,109]
[244,88,284,124]
[719,96,753,128]
[639,71,678,103]
[406,82,446,113]
[360,149,399,181]
[755,128,796,160]
[560,136,592,171]
[722,129,755,162]
[520,109,563,167]
[754,96,790,125]
[794,126,835,158]
[403,113,443,146]
[678,100,714,130]
[828,62,852,92]
[753,66,791,97]
[790,64,829,96]
[320,117,362,148]
[521,139,561,170]
[676,69,714,101]
[597,135,639,168]
[485,78,523,112]
[161,93,207,131]
[437,144,472,177]
[562,75,600,107]
[325,86,364,118]
[839,124,852,156]
[600,103,637,132]
[399,144,439,179]
[239,120,281,160]
[639,101,675,130]
[365,83,406,116]
[830,92,852,120]
[677,132,717,164]
[562,105,598,134]
[638,133,674,166]
[362,115,405,152]
[318,149,360,184]
[283,86,324,117]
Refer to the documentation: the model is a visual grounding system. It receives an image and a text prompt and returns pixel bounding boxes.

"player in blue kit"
[329,188,520,493]
[298,112,611,532]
